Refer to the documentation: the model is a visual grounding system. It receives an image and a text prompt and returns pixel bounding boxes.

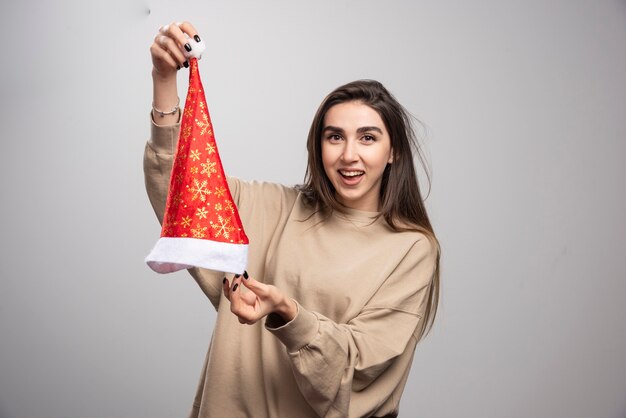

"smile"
[339,170,364,178]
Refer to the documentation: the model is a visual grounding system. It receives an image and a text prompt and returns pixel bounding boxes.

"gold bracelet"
[152,97,180,117]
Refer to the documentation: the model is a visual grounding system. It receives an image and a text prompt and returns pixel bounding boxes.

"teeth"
[340,170,364,177]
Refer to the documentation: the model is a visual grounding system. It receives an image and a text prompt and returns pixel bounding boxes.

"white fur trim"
[145,237,248,274]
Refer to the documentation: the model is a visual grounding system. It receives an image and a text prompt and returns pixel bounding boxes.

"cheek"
[365,149,392,172]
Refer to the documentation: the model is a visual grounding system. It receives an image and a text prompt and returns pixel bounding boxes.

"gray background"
[1,1,625,417]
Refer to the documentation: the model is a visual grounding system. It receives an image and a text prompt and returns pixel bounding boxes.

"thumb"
[241,271,267,296]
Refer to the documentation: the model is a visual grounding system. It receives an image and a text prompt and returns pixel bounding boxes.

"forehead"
[324,101,386,131]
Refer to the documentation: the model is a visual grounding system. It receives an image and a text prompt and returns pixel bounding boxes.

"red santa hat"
[146,58,249,274]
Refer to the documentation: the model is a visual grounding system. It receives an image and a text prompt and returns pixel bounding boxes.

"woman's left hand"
[223,273,297,325]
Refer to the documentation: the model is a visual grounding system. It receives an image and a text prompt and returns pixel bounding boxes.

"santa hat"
[146,58,249,274]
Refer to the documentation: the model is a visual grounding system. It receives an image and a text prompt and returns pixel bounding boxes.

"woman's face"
[321,101,393,212]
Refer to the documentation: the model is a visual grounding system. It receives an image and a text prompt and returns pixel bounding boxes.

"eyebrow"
[322,125,383,134]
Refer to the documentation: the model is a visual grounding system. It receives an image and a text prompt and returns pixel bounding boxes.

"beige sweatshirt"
[144,119,437,418]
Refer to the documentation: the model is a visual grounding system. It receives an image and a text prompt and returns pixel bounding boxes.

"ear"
[388,148,394,164]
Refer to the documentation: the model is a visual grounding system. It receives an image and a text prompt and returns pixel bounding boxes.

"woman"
[146,21,440,418]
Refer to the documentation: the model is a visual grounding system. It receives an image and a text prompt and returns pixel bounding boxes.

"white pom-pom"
[191,38,206,59]
[183,38,206,60]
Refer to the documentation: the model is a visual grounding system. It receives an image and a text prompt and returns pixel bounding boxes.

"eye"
[326,134,343,143]
[361,134,376,143]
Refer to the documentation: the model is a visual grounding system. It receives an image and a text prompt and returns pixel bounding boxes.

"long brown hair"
[300,79,441,336]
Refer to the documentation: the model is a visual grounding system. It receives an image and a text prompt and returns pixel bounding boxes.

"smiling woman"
[321,102,394,212]
[144,20,440,418]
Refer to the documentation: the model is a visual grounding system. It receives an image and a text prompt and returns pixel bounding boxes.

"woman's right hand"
[150,21,201,80]
[150,21,202,125]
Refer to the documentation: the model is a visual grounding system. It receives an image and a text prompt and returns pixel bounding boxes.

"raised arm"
[149,21,202,126]
[145,21,229,308]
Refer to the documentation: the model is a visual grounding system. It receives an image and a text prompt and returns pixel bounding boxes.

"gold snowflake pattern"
[184,107,193,118]
[200,159,217,177]
[215,203,222,211]
[205,142,216,154]
[195,111,213,136]
[191,224,207,239]
[196,206,208,219]
[225,200,235,214]
[190,149,201,161]
[162,219,178,236]
[182,125,192,140]
[171,192,183,208]
[175,151,187,162]
[189,178,210,202]
[175,172,185,184]
[214,186,226,198]
[175,152,187,170]
[210,215,234,239]
[190,166,198,174]
[181,216,192,228]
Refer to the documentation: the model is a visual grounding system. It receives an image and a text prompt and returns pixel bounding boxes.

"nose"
[340,139,358,163]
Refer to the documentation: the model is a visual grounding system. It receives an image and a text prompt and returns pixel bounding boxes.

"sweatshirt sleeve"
[143,115,225,310]
[265,237,437,418]
[144,115,179,224]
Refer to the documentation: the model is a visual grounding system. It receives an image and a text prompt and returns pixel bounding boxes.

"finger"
[230,276,258,324]
[150,43,181,72]
[239,285,258,305]
[177,21,201,41]
[170,21,205,59]
[240,272,268,298]
[229,276,243,312]
[222,277,231,301]
[238,317,256,325]
[160,21,190,46]
[162,21,198,58]
[154,33,187,66]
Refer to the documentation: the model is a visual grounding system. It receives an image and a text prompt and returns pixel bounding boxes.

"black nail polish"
[194,35,201,42]
[176,64,181,70]
[234,274,240,279]
[183,61,189,68]
[243,271,249,279]
[223,277,227,284]
[233,284,239,292]
[184,43,192,52]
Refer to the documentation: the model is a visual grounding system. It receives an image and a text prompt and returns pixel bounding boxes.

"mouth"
[339,169,364,179]
[337,169,364,186]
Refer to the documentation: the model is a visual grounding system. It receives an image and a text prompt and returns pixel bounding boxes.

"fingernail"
[234,274,240,279]
[176,64,181,70]
[233,284,239,291]
[223,277,227,284]
[184,43,192,52]
[194,35,201,42]
[243,271,249,279]
[183,61,189,68]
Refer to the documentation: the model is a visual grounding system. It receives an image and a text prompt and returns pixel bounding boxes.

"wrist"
[270,296,297,325]
[152,67,179,125]
[151,67,177,84]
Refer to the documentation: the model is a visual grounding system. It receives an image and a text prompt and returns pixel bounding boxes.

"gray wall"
[1,1,625,417]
